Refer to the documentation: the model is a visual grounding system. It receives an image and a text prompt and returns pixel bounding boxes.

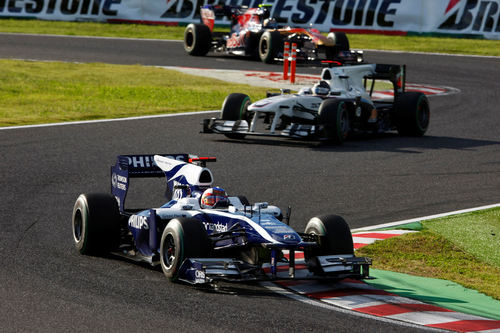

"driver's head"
[200,187,229,209]
[257,4,271,20]
[313,81,330,96]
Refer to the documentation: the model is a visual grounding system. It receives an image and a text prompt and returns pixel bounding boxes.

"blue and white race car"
[72,154,371,284]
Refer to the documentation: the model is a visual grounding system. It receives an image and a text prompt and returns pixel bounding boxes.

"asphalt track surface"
[1,34,499,332]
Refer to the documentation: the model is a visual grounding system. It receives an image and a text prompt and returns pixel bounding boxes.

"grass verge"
[356,207,500,300]
[0,59,269,127]
[1,18,499,56]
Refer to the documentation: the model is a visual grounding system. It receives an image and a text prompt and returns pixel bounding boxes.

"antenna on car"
[284,206,292,225]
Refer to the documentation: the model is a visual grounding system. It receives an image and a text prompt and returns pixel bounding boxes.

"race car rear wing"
[322,63,406,96]
[110,154,217,212]
[111,154,188,212]
[369,64,406,95]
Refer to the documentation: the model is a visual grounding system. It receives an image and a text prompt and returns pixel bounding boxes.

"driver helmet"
[257,4,271,20]
[200,187,229,209]
[312,80,330,96]
[263,18,277,28]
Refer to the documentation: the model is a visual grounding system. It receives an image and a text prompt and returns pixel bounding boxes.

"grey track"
[0,33,499,332]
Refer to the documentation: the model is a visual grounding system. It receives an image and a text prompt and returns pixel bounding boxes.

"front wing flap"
[202,118,320,139]
[177,254,371,285]
[177,258,264,284]
[308,254,372,278]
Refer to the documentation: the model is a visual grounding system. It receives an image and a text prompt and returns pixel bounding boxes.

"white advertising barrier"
[0,0,499,39]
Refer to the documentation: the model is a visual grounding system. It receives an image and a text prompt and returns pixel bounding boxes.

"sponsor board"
[0,0,498,39]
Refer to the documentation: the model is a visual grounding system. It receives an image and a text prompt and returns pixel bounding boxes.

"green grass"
[1,18,499,56]
[424,208,500,267]
[356,207,500,300]
[0,59,269,127]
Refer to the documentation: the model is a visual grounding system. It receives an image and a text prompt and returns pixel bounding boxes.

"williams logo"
[439,0,500,32]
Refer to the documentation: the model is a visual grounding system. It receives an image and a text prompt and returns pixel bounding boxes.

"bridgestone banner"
[1,0,499,39]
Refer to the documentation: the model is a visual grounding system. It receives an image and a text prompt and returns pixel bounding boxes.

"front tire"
[318,99,350,144]
[395,92,430,136]
[221,93,251,121]
[160,218,211,281]
[184,23,211,56]
[304,215,354,274]
[72,193,120,255]
[259,30,282,63]
[221,93,251,139]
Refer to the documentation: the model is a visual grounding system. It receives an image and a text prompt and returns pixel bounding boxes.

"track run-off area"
[0,34,499,332]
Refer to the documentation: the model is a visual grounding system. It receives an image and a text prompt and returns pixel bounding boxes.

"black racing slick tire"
[326,32,350,59]
[160,218,211,282]
[221,93,251,121]
[221,93,251,139]
[259,30,282,64]
[304,215,354,256]
[318,99,350,144]
[395,92,430,136]
[304,215,354,275]
[184,23,212,56]
[72,193,120,255]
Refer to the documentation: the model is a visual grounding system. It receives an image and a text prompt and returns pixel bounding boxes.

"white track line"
[0,110,218,131]
[352,203,500,232]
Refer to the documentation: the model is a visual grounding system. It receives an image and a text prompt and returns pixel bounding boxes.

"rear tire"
[395,92,430,136]
[318,99,350,144]
[259,30,282,63]
[304,215,354,274]
[326,32,350,59]
[221,93,251,139]
[160,218,211,281]
[184,23,211,56]
[72,193,120,255]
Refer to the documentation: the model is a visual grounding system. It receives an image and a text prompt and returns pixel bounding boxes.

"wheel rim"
[260,38,268,56]
[185,30,194,49]
[338,103,349,138]
[417,100,430,130]
[163,234,176,270]
[73,209,82,243]
[241,98,251,120]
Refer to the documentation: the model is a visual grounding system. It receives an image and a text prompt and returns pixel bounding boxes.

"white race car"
[202,63,430,144]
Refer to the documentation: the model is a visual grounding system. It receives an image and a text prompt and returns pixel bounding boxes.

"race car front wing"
[177,253,371,285]
[202,118,320,139]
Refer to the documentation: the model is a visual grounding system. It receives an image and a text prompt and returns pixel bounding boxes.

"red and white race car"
[184,4,363,64]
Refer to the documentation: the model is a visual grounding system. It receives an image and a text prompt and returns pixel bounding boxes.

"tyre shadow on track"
[210,134,500,153]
